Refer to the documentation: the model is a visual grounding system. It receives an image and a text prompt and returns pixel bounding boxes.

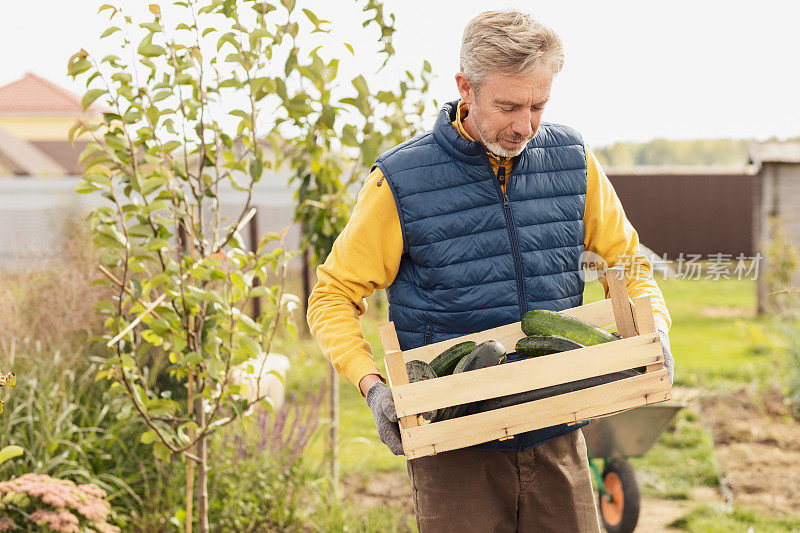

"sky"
[1,0,799,147]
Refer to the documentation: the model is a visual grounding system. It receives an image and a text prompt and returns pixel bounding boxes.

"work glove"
[656,329,675,386]
[365,381,404,455]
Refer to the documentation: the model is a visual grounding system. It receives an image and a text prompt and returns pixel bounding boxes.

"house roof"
[749,141,800,166]
[0,73,104,115]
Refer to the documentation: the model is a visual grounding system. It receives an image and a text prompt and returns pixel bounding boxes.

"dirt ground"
[343,470,414,517]
[699,389,800,517]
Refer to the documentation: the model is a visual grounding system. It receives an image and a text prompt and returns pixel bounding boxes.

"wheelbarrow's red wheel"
[599,458,640,533]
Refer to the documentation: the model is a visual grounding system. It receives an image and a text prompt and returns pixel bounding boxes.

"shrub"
[208,385,324,531]
[0,473,119,532]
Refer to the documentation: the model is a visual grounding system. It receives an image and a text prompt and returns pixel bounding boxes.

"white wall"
[0,174,304,272]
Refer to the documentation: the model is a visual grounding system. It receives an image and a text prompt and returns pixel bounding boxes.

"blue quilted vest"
[374,100,588,452]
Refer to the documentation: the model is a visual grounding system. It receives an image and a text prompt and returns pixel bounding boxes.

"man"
[307,10,674,532]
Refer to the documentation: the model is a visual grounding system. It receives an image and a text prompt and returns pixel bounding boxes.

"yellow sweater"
[307,101,671,393]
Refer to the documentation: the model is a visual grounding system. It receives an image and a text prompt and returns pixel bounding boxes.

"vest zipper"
[424,324,432,345]
[494,163,526,317]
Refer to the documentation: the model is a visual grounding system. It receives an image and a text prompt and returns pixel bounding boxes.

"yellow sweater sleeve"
[306,167,403,393]
[583,147,672,332]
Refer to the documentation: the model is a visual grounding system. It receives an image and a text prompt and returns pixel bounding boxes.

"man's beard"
[469,102,534,158]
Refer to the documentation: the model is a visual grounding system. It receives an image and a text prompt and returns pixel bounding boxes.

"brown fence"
[606,167,756,259]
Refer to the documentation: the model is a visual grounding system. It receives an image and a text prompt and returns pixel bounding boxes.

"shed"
[749,141,800,313]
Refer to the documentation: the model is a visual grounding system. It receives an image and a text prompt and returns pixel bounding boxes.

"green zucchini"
[433,341,506,422]
[516,335,585,358]
[429,341,476,376]
[405,360,438,422]
[521,309,617,346]
[473,370,639,413]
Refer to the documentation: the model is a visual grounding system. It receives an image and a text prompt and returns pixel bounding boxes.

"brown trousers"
[405,429,601,532]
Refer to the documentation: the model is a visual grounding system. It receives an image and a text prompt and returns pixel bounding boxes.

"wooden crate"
[378,267,671,460]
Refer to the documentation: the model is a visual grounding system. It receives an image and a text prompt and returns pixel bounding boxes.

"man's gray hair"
[460,10,564,87]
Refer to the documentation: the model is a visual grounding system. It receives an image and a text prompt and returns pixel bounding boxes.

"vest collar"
[434,99,532,175]
[433,99,490,166]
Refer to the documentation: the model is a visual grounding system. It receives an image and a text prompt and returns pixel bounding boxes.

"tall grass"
[0,339,179,528]
[0,214,105,349]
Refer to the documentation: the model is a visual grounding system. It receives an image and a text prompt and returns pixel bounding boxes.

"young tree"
[69,0,431,530]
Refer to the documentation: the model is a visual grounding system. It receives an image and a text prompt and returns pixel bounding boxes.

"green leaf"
[344,42,354,55]
[188,286,225,305]
[342,124,358,147]
[142,329,163,346]
[302,8,320,26]
[101,26,121,38]
[352,75,368,95]
[249,158,263,182]
[84,173,111,187]
[97,224,126,246]
[140,21,163,32]
[127,223,153,238]
[237,314,262,335]
[153,441,170,461]
[81,89,106,111]
[68,51,92,77]
[0,445,24,467]
[228,174,249,192]
[75,181,101,194]
[233,336,260,364]
[249,286,269,298]
[138,33,165,57]
[143,199,169,215]
[163,140,181,153]
[207,357,224,380]
[216,32,239,52]
[178,421,199,444]
[140,429,158,445]
[68,122,83,144]
[146,238,169,252]
[152,90,172,103]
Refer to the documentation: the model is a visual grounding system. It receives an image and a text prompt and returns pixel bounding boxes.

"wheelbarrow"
[583,402,686,533]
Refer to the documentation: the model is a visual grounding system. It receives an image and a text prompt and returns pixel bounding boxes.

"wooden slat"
[400,299,616,364]
[401,369,671,459]
[607,267,637,338]
[393,332,661,416]
[632,296,664,374]
[561,298,615,328]
[402,321,524,364]
[378,322,418,429]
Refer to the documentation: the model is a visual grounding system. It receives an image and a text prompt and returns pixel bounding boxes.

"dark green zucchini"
[429,341,476,376]
[521,309,618,346]
[516,335,585,358]
[433,341,506,422]
[473,370,639,413]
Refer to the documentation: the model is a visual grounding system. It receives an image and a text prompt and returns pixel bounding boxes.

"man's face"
[457,66,555,158]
